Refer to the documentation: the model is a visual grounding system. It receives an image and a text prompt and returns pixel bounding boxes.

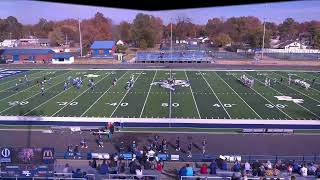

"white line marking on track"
[200,71,231,119]
[185,71,201,119]
[80,72,128,117]
[139,70,157,118]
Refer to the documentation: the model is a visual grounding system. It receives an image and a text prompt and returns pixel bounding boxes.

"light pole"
[78,18,83,57]
[170,18,173,61]
[261,18,266,60]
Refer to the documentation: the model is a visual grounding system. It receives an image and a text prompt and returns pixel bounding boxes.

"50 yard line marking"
[215,72,262,119]
[51,71,109,117]
[200,71,231,119]
[185,70,201,119]
[139,70,157,118]
[80,71,128,117]
[110,71,143,117]
[0,71,71,114]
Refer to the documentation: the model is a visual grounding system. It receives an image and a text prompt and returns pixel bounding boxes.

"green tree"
[278,18,299,40]
[214,33,232,47]
[139,39,147,49]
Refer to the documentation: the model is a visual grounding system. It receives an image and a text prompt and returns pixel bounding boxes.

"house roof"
[1,49,54,55]
[90,40,115,49]
[53,52,73,59]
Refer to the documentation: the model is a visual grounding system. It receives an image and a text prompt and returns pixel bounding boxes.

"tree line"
[0,12,319,53]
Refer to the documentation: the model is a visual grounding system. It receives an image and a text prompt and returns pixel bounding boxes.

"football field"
[0,69,319,121]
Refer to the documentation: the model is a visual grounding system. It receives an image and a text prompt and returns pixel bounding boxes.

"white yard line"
[246,72,320,119]
[110,71,143,117]
[0,71,60,102]
[0,70,43,87]
[139,70,157,118]
[80,72,128,117]
[200,72,231,119]
[51,72,109,117]
[215,72,262,119]
[0,71,46,93]
[271,72,320,104]
[184,70,201,119]
[280,73,320,93]
[232,73,293,120]
[0,71,71,114]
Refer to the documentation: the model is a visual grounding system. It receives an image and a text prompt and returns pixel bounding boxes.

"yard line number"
[8,101,29,106]
[162,103,179,107]
[57,102,78,106]
[106,102,128,107]
[265,104,287,109]
[213,103,237,108]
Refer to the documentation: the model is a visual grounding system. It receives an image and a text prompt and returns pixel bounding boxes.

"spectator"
[99,160,109,175]
[222,160,228,171]
[233,160,241,172]
[300,164,308,177]
[245,161,251,172]
[72,168,84,178]
[315,167,320,178]
[266,160,272,170]
[187,142,192,158]
[135,166,143,179]
[185,164,194,176]
[73,145,80,159]
[200,163,208,174]
[307,162,317,175]
[273,167,280,176]
[179,165,187,178]
[209,161,217,175]
[287,164,293,176]
[156,161,164,172]
[231,172,240,180]
[292,160,301,173]
[63,163,72,173]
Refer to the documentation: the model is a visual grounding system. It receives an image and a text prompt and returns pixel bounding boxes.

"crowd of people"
[178,158,320,179]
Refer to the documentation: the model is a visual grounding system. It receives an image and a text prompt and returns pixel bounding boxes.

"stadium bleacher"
[210,51,254,60]
[136,50,210,63]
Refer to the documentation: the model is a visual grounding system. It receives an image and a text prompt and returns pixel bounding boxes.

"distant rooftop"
[90,40,115,49]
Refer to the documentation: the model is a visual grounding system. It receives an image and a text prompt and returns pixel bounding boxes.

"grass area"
[0,69,318,121]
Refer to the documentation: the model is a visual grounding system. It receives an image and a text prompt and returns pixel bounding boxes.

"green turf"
[0,69,319,121]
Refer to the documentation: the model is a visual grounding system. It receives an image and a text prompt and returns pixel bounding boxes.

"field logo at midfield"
[274,96,304,104]
[84,74,100,78]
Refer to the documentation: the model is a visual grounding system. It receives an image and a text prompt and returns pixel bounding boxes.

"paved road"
[0,130,319,157]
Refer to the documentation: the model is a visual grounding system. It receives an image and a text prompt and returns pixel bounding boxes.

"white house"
[1,39,19,47]
[283,41,307,50]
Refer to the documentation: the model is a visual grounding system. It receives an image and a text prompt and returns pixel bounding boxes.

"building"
[90,40,115,58]
[0,49,54,63]
[274,40,307,50]
[19,36,50,47]
[52,52,74,64]
[1,39,19,48]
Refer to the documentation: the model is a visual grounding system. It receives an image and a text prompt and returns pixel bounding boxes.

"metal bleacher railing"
[0,172,95,180]
[180,177,286,180]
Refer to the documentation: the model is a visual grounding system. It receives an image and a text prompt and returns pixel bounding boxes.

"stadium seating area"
[136,50,210,63]
[264,53,320,60]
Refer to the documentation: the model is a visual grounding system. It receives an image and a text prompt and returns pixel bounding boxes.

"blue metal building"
[90,40,115,58]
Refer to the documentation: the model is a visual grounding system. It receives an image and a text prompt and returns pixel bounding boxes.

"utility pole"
[170,18,173,60]
[261,18,266,60]
[78,18,83,57]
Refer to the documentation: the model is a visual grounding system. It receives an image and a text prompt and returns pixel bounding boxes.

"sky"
[0,0,319,25]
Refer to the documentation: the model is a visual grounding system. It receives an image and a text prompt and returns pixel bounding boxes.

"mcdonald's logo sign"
[43,150,53,159]
[42,148,54,163]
